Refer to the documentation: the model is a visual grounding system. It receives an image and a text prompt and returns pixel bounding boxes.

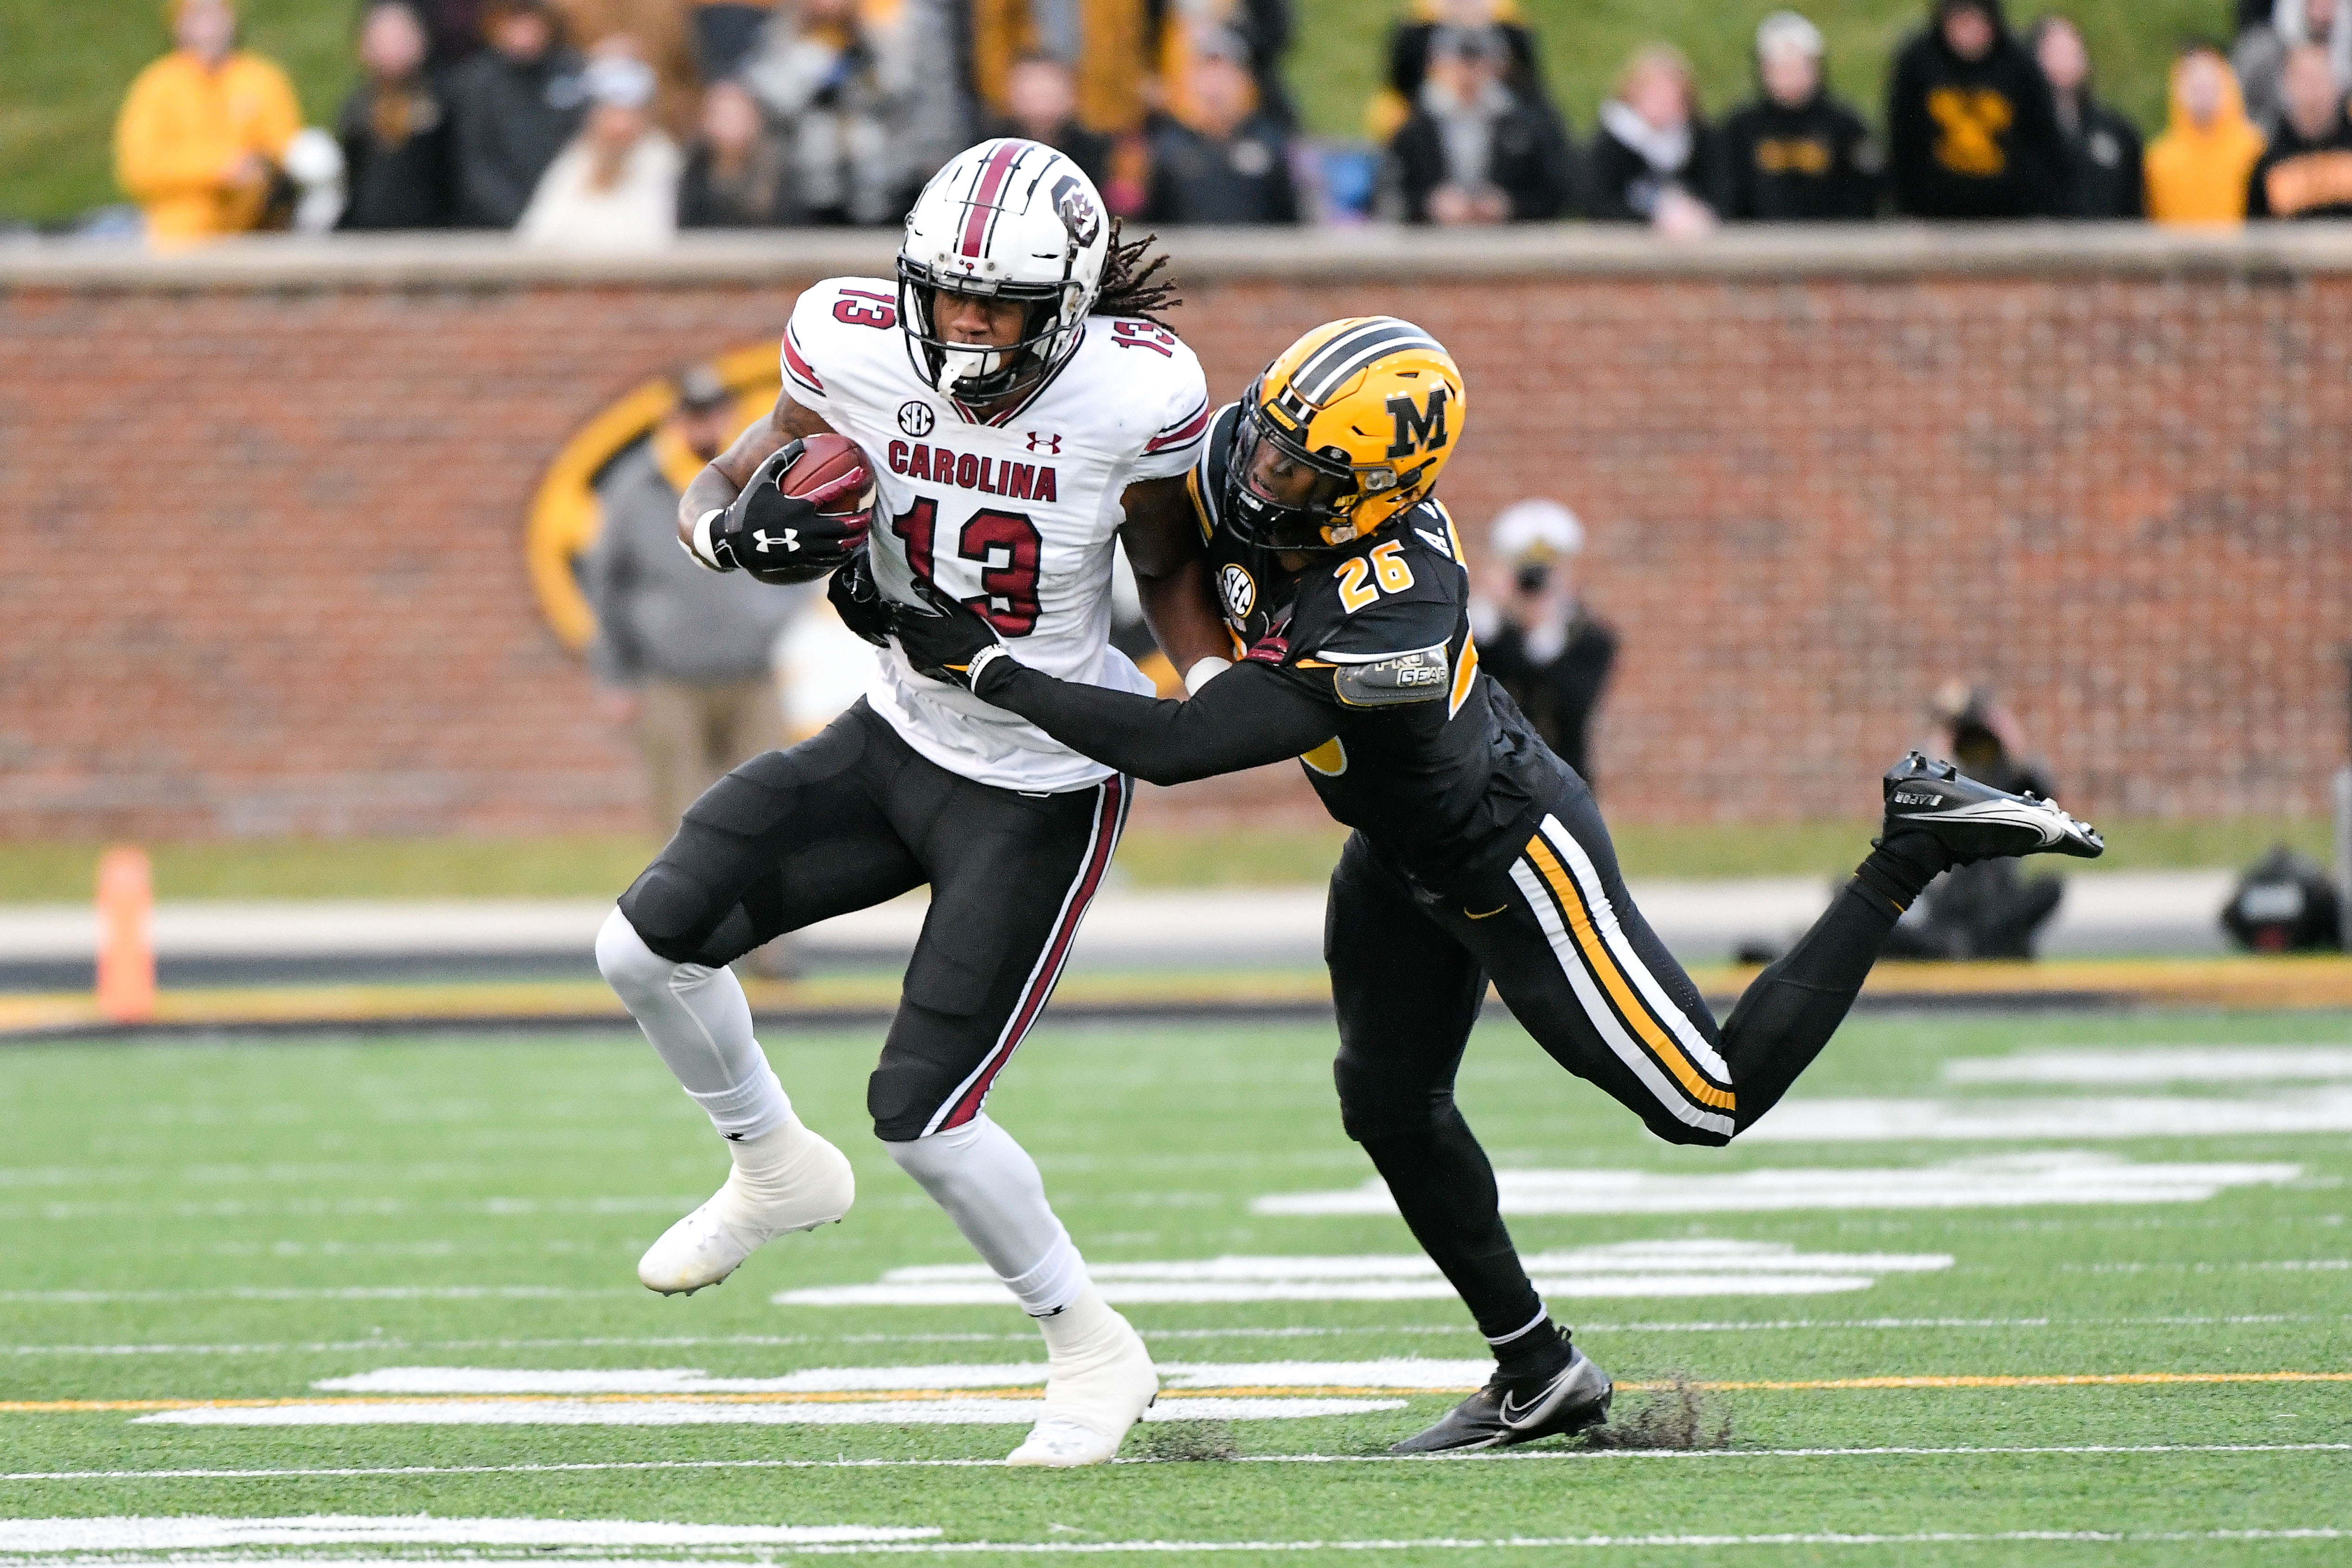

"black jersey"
[1189,404,1559,892]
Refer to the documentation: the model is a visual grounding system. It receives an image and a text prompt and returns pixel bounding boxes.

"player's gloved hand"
[689,439,871,584]
[826,546,891,647]
[891,579,1014,695]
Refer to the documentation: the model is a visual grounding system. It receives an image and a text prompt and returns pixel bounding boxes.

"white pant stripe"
[1509,857,1736,1139]
[1538,814,1735,1088]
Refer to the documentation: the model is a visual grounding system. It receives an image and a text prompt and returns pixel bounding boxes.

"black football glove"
[826,546,892,647]
[890,579,1014,694]
[687,439,870,585]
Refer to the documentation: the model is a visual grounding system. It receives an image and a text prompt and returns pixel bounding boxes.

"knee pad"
[615,866,728,963]
[1334,1057,1453,1145]
[596,906,681,1002]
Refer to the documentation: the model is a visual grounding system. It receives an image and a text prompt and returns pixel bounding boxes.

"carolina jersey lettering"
[784,276,1209,792]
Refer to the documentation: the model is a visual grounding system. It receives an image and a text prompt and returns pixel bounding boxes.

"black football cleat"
[1389,1346,1614,1454]
[1881,751,2105,866]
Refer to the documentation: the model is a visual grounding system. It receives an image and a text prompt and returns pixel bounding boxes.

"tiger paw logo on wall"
[523,343,780,653]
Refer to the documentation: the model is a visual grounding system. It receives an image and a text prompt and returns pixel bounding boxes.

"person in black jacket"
[1713,10,1881,220]
[1887,0,2069,217]
[1387,0,1549,115]
[985,52,1114,192]
[445,0,586,228]
[1387,25,1575,223]
[1588,44,1720,234]
[2029,14,2144,217]
[1145,30,1298,224]
[339,0,457,229]
[2248,39,2352,215]
[678,78,798,228]
[1472,501,1618,791]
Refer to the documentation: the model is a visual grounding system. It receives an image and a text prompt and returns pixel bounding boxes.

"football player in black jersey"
[891,317,2105,1453]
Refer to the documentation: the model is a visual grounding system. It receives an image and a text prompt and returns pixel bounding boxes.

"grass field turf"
[2,1008,2349,1564]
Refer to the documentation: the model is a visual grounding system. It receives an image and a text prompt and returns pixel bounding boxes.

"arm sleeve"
[980,657,1338,787]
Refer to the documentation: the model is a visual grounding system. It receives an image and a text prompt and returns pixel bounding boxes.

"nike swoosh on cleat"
[1905,798,2068,846]
[1499,1367,1574,1427]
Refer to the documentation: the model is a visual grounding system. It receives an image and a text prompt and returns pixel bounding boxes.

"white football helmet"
[897,138,1111,403]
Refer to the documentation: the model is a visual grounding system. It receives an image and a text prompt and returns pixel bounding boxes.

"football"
[779,432,873,517]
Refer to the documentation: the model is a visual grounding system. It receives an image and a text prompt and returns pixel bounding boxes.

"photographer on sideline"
[1472,500,1618,792]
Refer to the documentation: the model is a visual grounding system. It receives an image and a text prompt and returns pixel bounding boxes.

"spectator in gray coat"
[447,0,587,228]
[582,366,808,829]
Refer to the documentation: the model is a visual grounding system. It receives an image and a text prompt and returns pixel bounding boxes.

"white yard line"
[0,1527,2343,1560]
[0,1519,936,1552]
[1746,1090,2352,1142]
[133,1398,1404,1429]
[0,1288,636,1304]
[1946,1047,2352,1086]
[10,1444,2352,1483]
[1254,1154,2301,1217]
[9,1313,2332,1357]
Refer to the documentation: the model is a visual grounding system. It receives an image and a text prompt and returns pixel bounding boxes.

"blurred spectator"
[1158,0,1299,131]
[1587,45,1718,237]
[2029,14,2142,217]
[338,1,458,229]
[678,78,797,226]
[1387,26,1573,223]
[742,0,915,226]
[987,51,1114,188]
[115,0,303,245]
[1887,0,2068,218]
[1713,11,1880,221]
[692,0,776,80]
[971,0,1151,135]
[518,52,680,247]
[2248,40,2352,216]
[2235,0,2350,135]
[1472,501,1617,791]
[583,366,804,831]
[1146,30,1299,223]
[1882,683,2065,961]
[1376,0,1547,141]
[448,0,587,227]
[2145,45,2265,225]
[411,0,489,72]
[2239,0,2279,32]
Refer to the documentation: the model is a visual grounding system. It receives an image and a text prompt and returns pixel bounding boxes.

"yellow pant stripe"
[1525,835,1737,1113]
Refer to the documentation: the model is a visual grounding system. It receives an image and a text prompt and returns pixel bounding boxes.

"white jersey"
[781,277,1210,792]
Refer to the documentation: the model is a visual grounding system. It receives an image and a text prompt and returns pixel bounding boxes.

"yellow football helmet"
[1225,317,1467,555]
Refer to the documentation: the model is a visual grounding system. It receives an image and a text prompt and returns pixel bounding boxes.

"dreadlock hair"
[1090,218,1182,326]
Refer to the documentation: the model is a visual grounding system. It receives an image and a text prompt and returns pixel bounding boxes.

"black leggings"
[617,701,1130,1141]
[1325,767,1905,1340]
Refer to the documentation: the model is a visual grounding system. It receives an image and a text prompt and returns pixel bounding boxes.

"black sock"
[1721,842,1934,1127]
[1490,1314,1571,1383]
[1358,1104,1543,1345]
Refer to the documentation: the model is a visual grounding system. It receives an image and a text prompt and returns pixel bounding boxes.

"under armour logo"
[754,528,800,553]
[1027,432,1062,454]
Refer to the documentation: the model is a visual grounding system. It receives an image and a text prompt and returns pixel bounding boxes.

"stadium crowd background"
[23,0,2352,245]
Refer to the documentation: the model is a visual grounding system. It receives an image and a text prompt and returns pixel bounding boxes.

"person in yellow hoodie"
[2144,43,2268,224]
[115,0,302,244]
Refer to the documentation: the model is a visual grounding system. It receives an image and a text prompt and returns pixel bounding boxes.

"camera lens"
[1515,563,1551,594]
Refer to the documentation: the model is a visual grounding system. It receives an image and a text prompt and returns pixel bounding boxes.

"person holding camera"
[1472,500,1618,792]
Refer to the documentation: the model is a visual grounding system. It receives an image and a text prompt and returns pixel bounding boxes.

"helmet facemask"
[897,261,1078,405]
[1223,390,1408,557]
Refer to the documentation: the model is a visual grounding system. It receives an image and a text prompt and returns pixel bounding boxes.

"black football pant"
[616,700,1130,1141]
[1326,766,1907,1343]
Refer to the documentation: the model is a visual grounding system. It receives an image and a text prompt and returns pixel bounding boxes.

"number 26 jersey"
[781,277,1211,793]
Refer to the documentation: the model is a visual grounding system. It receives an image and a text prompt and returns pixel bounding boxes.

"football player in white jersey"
[593,139,1233,1467]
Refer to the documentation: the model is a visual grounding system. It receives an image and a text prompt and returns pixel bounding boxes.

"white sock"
[885,1115,1087,1315]
[598,906,790,1141]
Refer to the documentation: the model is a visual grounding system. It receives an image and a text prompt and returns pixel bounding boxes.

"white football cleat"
[637,1116,854,1295]
[1005,1286,1158,1467]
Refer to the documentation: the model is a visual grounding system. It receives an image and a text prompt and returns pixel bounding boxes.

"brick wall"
[2,228,2346,841]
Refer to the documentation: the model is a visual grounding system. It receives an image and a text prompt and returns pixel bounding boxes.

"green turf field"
[3,1006,2349,1562]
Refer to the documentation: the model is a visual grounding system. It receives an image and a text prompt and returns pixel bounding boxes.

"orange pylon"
[96,846,156,1023]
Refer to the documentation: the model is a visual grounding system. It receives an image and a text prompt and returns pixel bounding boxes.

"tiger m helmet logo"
[1384,386,1451,460]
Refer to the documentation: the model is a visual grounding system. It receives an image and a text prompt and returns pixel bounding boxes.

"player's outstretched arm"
[674,390,837,550]
[1118,476,1232,683]
[892,589,1333,787]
